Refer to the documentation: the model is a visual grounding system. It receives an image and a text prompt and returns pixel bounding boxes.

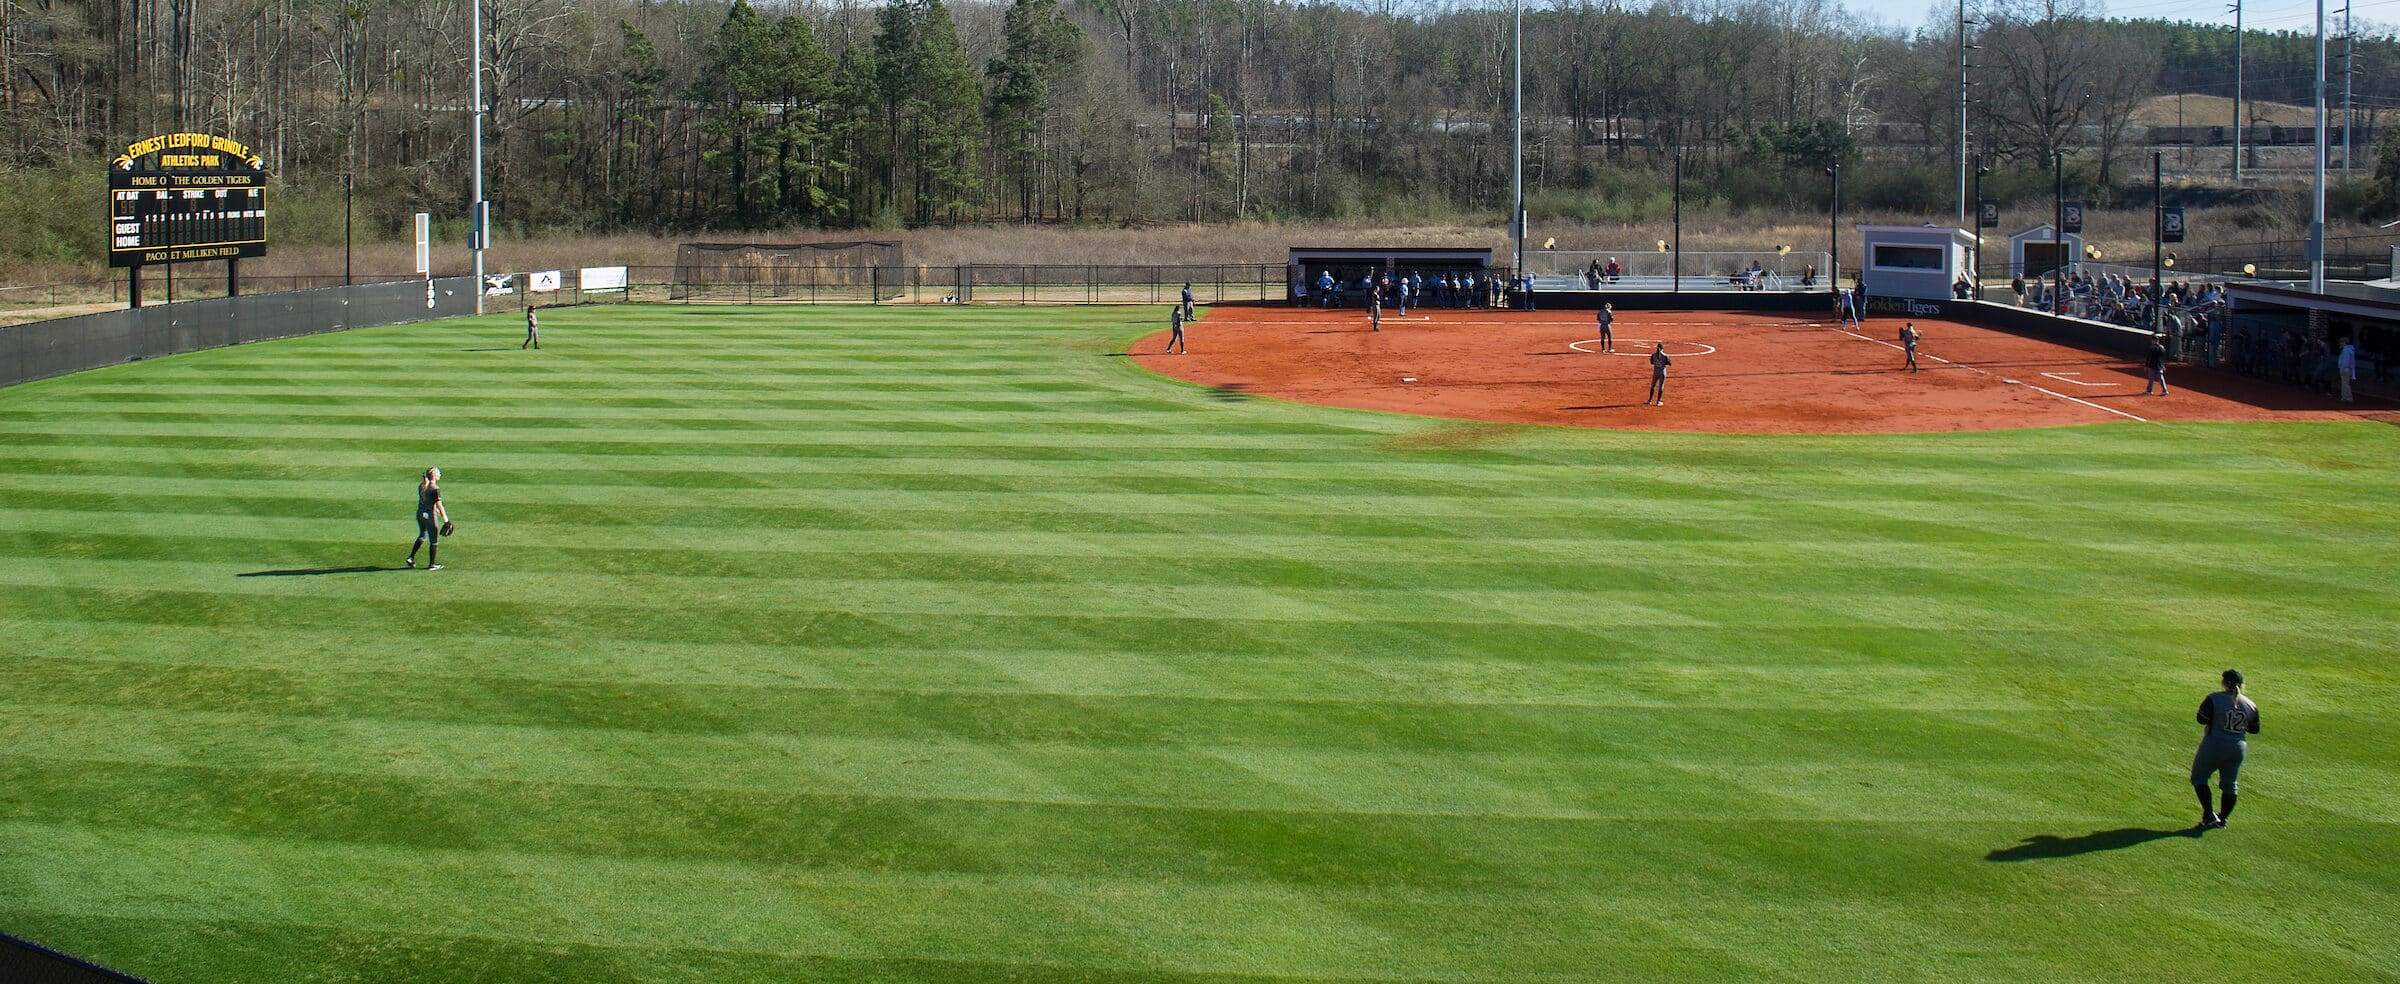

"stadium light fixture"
[2243,263,2257,276]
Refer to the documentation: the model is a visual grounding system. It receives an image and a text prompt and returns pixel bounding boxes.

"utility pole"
[2230,0,2244,184]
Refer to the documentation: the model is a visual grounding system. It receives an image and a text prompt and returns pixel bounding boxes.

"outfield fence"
[1,932,152,984]
[0,277,479,389]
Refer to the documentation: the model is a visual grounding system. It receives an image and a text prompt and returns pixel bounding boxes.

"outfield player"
[404,467,449,570]
[1901,322,1921,372]
[1165,306,1186,354]
[2191,669,2260,830]
[1646,343,1671,406]
[1596,303,1615,353]
[1181,282,1196,322]
[522,305,540,350]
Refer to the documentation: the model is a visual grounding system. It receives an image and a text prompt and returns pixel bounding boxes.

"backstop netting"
[669,241,906,302]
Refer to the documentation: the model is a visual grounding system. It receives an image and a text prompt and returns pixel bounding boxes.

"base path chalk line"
[1829,325,2148,423]
[1568,339,1717,357]
[2039,371,2115,387]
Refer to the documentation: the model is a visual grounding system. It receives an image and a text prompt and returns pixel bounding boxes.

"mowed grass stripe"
[1,305,2395,983]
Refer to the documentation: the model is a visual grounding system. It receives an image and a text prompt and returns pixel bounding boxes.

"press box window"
[1871,245,1945,271]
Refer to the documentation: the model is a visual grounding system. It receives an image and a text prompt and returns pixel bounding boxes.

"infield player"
[1369,291,1382,332]
[1596,303,1615,353]
[2191,669,2260,830]
[1646,343,1671,406]
[404,467,449,570]
[1165,306,1186,354]
[522,305,540,350]
[2141,332,2170,395]
[1901,322,1921,372]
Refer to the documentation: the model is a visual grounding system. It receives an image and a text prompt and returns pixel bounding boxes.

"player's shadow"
[461,347,520,352]
[237,566,402,577]
[1207,384,1253,402]
[1985,827,2199,861]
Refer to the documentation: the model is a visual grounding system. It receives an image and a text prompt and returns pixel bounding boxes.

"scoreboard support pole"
[228,259,239,298]
[129,268,142,309]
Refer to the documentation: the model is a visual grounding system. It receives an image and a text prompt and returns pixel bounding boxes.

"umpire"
[2191,669,2260,830]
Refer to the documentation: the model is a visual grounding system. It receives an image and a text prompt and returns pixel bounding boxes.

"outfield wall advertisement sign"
[530,270,562,293]
[108,132,268,268]
[580,266,628,291]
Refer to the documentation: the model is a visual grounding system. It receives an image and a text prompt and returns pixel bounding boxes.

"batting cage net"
[669,241,906,302]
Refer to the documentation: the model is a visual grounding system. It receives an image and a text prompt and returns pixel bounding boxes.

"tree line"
[1,0,2394,253]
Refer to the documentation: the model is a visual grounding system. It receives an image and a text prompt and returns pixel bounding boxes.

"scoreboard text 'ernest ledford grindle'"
[109,132,269,268]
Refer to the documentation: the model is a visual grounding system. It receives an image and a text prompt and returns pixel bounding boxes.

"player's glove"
[440,520,456,537]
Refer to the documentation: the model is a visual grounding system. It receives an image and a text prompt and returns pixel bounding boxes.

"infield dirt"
[1134,306,2385,434]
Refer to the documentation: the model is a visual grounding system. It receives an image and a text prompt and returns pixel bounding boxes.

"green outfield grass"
[1,304,2395,983]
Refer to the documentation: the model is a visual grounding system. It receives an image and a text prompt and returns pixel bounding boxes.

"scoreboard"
[106,133,270,268]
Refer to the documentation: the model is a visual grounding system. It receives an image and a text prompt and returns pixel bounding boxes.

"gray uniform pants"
[2191,737,2246,793]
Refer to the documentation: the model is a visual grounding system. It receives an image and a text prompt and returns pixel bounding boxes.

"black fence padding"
[1,277,480,389]
[0,932,153,984]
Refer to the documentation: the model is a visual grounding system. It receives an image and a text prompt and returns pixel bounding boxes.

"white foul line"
[1828,324,2149,423]
[2039,371,2112,387]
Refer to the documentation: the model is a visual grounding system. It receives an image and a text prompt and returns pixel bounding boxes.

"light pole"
[2343,0,2354,170]
[470,0,488,314]
[2311,0,2327,293]
[343,172,354,287]
[2152,151,2164,335]
[1672,153,1683,293]
[1956,0,1975,223]
[1972,156,1990,299]
[1826,163,1841,292]
[1510,0,1524,281]
[2230,0,2245,183]
[2052,152,2064,316]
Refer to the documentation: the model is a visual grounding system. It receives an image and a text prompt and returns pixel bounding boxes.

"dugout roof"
[1288,246,1493,271]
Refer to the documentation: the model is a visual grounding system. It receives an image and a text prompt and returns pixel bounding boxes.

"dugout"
[1857,225,1977,302]
[2226,279,2400,399]
[1287,246,1492,305]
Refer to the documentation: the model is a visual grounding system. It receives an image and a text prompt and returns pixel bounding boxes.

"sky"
[1839,0,2395,35]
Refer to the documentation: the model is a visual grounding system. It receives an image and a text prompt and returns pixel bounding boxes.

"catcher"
[405,467,453,570]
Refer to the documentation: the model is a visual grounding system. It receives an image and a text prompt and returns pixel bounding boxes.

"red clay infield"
[1133,306,2388,434]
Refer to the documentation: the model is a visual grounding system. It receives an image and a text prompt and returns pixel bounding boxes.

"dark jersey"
[418,482,442,517]
[1649,351,1671,375]
[2198,691,2260,739]
[2146,343,2167,370]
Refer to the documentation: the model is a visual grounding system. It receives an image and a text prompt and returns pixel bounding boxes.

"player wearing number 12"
[2191,669,2260,830]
